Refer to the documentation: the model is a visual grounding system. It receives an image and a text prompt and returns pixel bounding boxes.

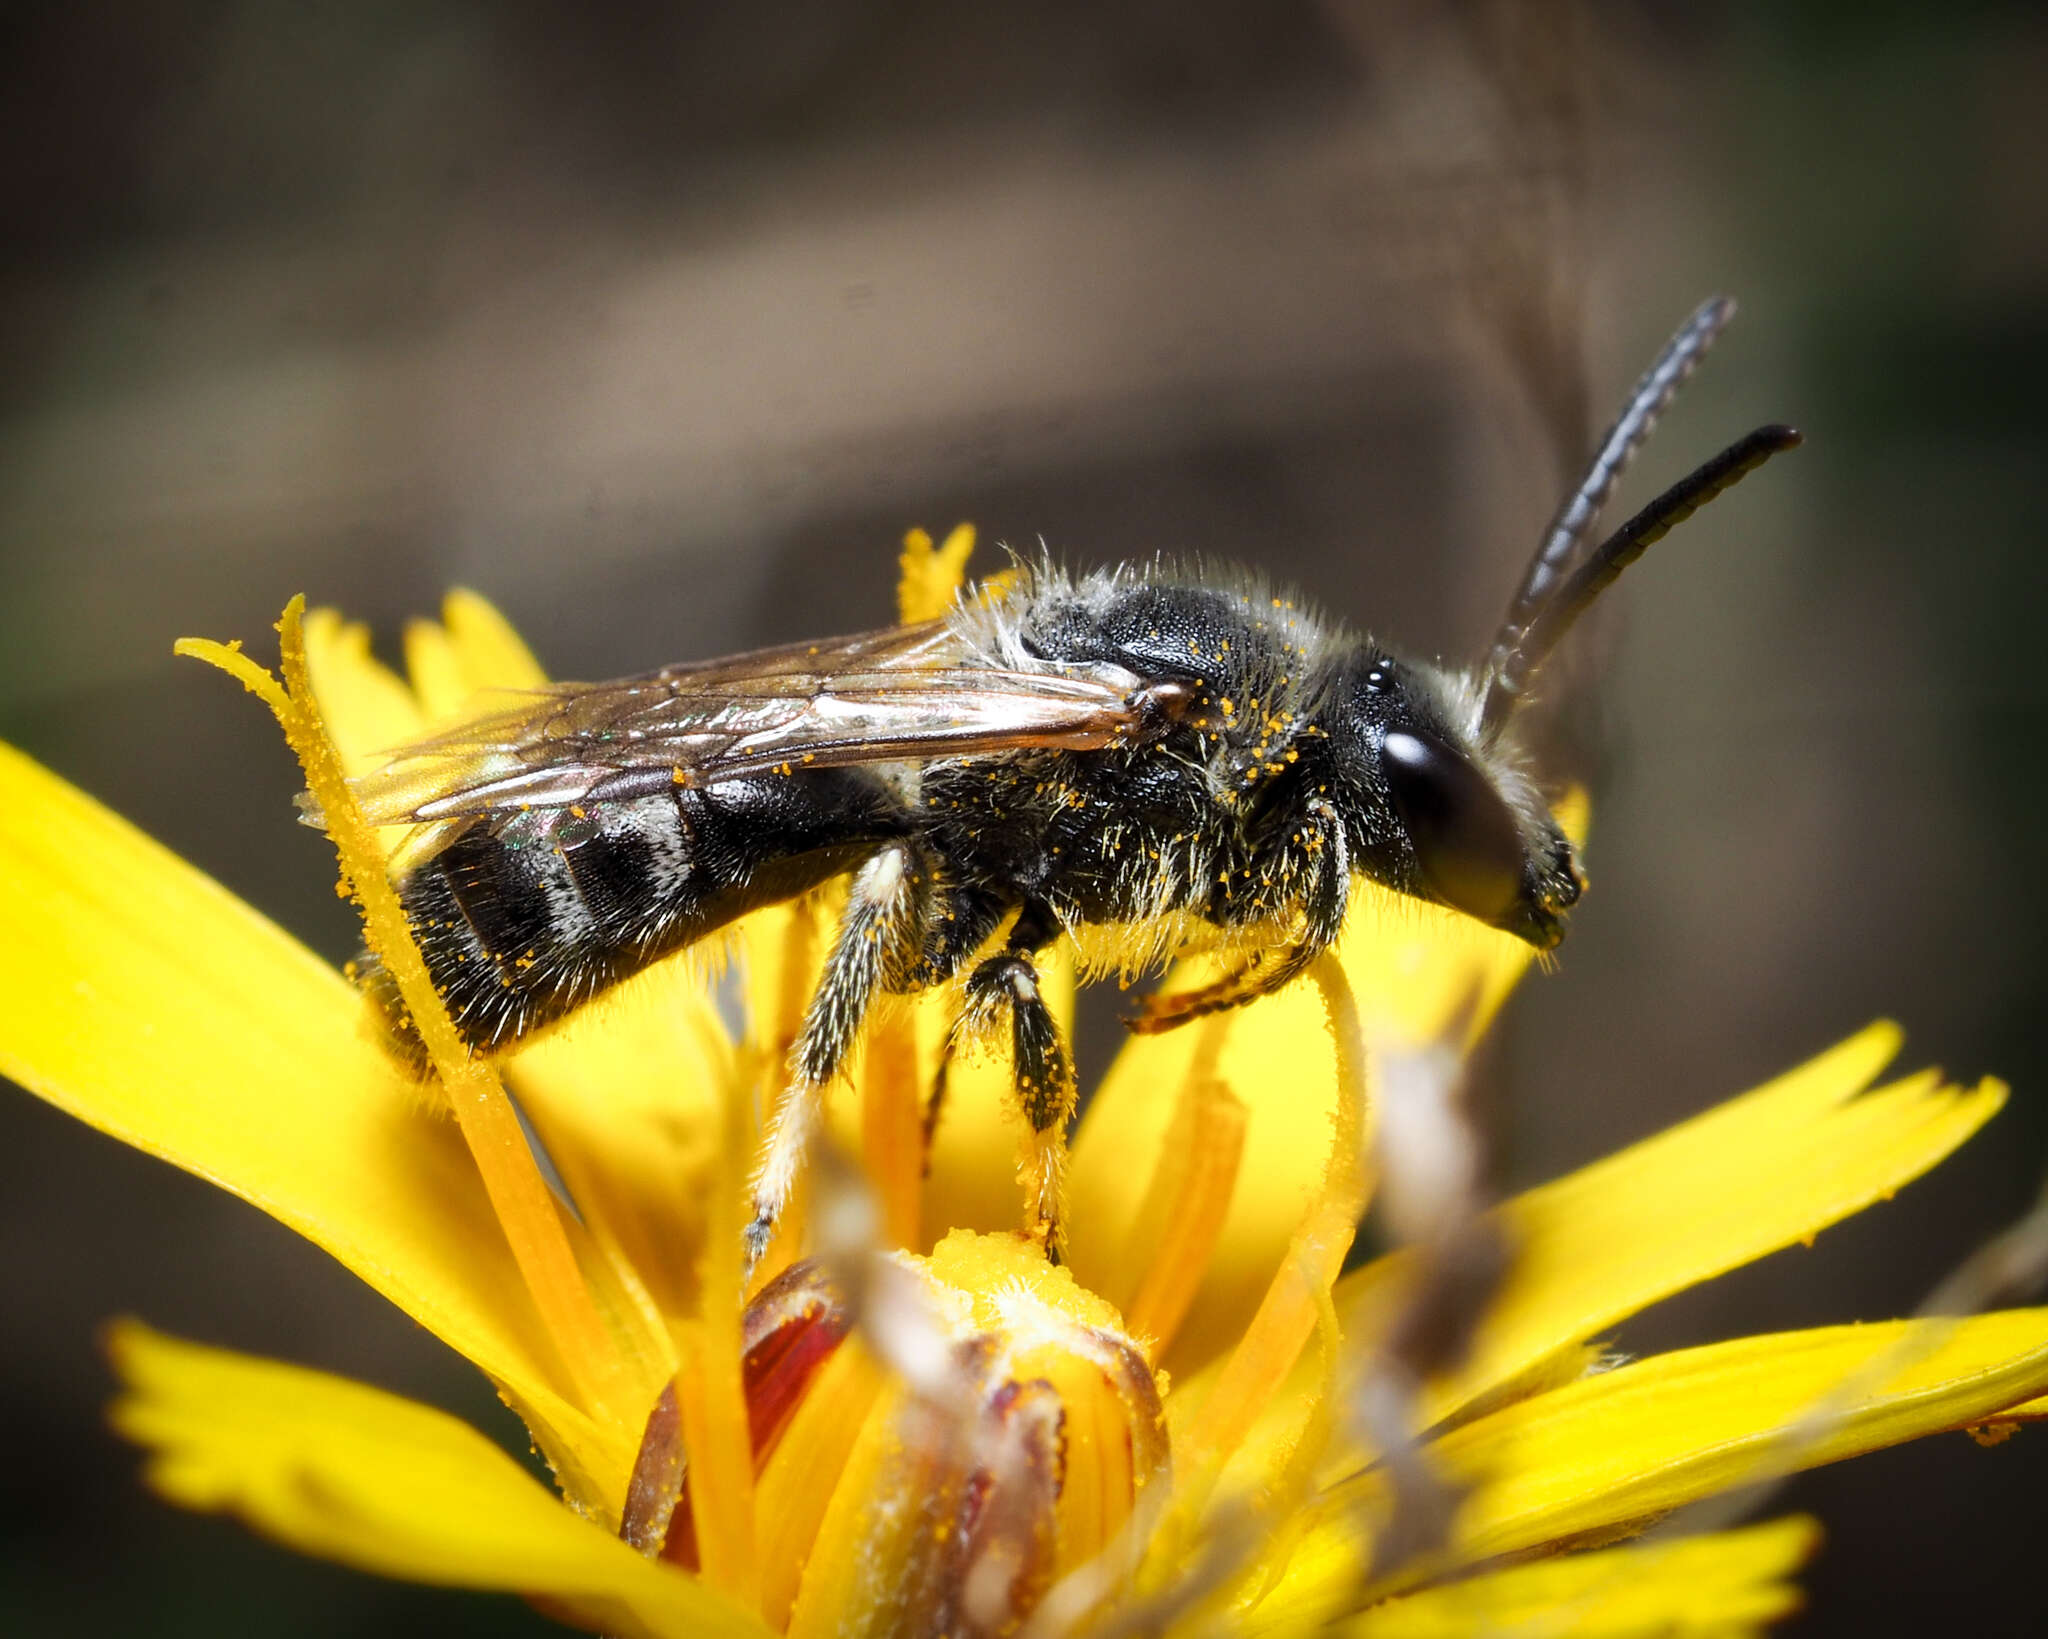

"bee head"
[1324,654,1582,950]
[1328,299,1801,951]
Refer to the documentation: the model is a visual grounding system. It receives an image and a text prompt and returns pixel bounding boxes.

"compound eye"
[1381,729,1527,923]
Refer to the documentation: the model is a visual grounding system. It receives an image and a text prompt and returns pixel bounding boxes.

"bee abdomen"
[359,797,695,1063]
[351,773,905,1070]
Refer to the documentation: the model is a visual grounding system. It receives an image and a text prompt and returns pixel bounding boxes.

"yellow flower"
[3,525,2046,1636]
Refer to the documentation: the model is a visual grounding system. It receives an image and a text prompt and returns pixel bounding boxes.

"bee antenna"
[1481,423,1803,731]
[1479,296,1738,738]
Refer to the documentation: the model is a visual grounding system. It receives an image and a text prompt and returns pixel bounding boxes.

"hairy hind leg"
[744,843,928,1276]
[946,903,1077,1261]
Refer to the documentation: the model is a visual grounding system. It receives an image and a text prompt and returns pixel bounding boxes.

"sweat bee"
[340,297,1798,1269]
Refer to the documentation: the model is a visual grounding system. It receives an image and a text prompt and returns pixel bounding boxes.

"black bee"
[343,297,1797,1268]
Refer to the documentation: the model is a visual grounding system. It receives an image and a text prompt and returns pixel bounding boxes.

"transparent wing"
[347,618,1150,827]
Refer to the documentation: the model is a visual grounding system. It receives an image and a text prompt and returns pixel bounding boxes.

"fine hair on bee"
[333,295,1799,1273]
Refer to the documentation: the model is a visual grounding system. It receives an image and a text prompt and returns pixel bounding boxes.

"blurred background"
[3,1,2044,1632]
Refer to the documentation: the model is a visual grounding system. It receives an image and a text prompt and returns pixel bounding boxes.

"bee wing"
[346,619,1150,827]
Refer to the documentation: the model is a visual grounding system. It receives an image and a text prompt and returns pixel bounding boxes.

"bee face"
[1382,723,1576,947]
[1328,656,1582,951]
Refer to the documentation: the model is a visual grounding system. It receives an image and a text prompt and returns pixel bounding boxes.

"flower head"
[3,526,2046,1635]
[626,1230,1169,1634]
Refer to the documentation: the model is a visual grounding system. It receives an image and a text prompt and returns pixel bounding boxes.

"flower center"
[626,1230,1170,1636]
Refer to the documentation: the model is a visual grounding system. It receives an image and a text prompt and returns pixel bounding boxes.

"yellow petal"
[783,1371,916,1638]
[1426,1309,2048,1567]
[1338,1023,2006,1429]
[1169,960,1368,1526]
[300,607,429,774]
[107,1322,769,1639]
[1069,973,1339,1375]
[1274,1313,2048,1619]
[403,615,477,723]
[443,587,550,691]
[1202,1024,2005,1544]
[754,1339,891,1629]
[740,899,824,1069]
[506,960,736,1329]
[300,591,548,854]
[896,523,979,624]
[391,588,550,724]
[0,744,588,1448]
[1337,789,1584,1054]
[1122,1071,1249,1357]
[669,984,763,1609]
[857,996,927,1249]
[1332,878,1562,1053]
[1068,797,1580,1377]
[1311,1517,1819,1638]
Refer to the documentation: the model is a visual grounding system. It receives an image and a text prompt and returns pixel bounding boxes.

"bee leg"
[1130,798,1350,1034]
[912,892,1014,1166]
[744,842,929,1277]
[950,903,1076,1262]
[1126,945,1315,1034]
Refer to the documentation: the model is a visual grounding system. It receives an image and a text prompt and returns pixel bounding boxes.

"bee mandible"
[337,296,1799,1270]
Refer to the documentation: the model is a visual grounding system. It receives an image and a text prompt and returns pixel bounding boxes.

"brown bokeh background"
[3,3,2044,1633]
